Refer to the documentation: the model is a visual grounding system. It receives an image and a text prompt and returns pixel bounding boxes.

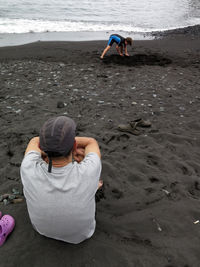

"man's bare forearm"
[75,137,95,146]
[75,137,101,158]
[25,137,42,154]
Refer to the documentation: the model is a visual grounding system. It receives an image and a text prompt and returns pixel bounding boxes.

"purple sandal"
[0,215,15,246]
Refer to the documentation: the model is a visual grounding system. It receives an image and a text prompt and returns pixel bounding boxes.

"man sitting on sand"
[20,116,102,244]
[100,34,133,59]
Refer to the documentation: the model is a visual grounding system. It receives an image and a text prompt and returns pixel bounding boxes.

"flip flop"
[0,211,2,219]
[0,215,15,246]
[130,118,151,127]
[117,123,140,135]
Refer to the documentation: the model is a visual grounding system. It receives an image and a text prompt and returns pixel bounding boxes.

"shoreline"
[0,31,152,48]
[0,24,199,48]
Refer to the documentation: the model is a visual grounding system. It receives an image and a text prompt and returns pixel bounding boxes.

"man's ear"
[72,140,77,152]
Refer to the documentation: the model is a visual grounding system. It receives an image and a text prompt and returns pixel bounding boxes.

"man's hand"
[73,147,85,163]
[98,179,103,189]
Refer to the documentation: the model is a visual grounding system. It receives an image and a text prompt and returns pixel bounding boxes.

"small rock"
[8,194,16,200]
[57,101,65,108]
[12,198,23,204]
[12,188,20,195]
[3,199,9,205]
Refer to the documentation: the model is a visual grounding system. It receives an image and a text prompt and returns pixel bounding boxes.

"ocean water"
[0,0,200,34]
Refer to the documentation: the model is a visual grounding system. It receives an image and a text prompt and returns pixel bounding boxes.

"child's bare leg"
[120,46,123,55]
[100,46,111,59]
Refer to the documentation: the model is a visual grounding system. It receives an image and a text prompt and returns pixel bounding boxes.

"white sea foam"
[0,18,200,34]
[0,0,199,39]
[0,18,152,33]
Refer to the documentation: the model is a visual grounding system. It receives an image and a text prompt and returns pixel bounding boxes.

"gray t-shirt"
[20,151,102,244]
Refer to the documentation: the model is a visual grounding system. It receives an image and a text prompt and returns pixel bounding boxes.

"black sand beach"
[0,27,200,267]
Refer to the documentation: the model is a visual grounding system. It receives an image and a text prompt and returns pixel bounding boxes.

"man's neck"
[43,154,72,168]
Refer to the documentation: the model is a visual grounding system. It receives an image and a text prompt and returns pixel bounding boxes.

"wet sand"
[0,26,200,267]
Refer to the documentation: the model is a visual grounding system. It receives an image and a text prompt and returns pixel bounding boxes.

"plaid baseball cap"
[39,116,76,172]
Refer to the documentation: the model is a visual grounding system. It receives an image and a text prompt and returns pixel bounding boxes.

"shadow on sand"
[102,54,172,66]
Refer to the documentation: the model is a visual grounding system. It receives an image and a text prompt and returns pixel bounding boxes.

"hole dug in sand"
[103,54,172,66]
